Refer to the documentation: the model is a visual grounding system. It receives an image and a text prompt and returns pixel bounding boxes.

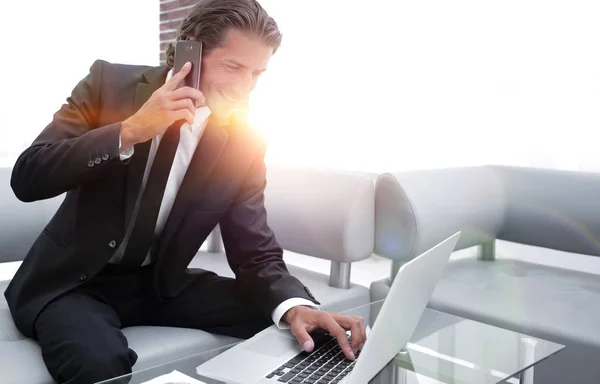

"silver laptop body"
[196,232,461,384]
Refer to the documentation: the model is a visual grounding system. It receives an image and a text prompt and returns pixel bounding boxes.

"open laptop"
[196,232,461,384]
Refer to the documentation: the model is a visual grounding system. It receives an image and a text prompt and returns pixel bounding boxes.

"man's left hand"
[283,306,366,361]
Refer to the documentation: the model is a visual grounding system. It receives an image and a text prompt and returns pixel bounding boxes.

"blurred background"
[0,0,599,283]
[1,0,599,174]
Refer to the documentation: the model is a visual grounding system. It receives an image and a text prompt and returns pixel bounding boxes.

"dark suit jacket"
[4,60,318,338]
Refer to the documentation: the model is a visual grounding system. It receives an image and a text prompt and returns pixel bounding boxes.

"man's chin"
[204,99,228,123]
[212,106,236,126]
[207,98,249,126]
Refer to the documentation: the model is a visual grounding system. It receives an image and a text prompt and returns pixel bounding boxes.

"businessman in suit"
[4,0,366,383]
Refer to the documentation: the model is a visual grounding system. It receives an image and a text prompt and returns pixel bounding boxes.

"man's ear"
[185,36,196,41]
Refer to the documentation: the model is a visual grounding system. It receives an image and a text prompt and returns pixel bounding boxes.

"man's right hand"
[119,62,206,151]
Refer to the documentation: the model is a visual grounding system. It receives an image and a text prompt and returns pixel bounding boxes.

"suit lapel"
[124,66,169,225]
[157,118,229,256]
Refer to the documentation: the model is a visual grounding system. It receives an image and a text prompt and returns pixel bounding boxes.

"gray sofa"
[0,164,375,384]
[371,165,600,384]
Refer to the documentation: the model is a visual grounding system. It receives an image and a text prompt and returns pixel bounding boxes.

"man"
[4,0,366,383]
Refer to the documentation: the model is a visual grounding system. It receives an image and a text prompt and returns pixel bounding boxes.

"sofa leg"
[477,240,496,261]
[390,260,405,283]
[329,261,351,289]
[518,337,538,384]
[207,225,224,253]
[373,360,407,383]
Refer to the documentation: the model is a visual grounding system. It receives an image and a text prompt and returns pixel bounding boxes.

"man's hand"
[120,62,206,151]
[283,306,366,361]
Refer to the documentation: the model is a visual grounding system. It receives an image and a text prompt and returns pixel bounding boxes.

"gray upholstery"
[373,165,600,384]
[0,248,371,384]
[375,165,600,262]
[265,165,376,263]
[190,251,370,315]
[495,166,600,256]
[0,168,64,263]
[0,278,240,383]
[0,164,373,384]
[375,166,505,262]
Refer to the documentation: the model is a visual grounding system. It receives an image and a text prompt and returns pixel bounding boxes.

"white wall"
[253,0,600,173]
[2,0,599,174]
[0,0,158,166]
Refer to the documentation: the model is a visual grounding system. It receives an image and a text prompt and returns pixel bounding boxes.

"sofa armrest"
[264,164,376,264]
[197,164,376,288]
[375,166,505,262]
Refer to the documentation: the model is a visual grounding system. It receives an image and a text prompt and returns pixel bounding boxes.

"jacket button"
[95,157,101,164]
[102,154,110,161]
[108,240,117,248]
[87,160,95,167]
[79,273,88,282]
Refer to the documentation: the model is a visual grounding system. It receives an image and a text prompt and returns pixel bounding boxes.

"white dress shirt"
[115,70,317,328]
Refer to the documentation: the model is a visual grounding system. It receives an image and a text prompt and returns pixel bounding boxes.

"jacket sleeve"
[10,59,124,202]
[219,151,320,318]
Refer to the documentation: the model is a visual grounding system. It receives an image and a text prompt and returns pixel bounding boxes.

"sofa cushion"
[0,339,54,384]
[1,281,239,384]
[121,326,239,372]
[0,251,370,383]
[424,258,600,384]
[0,329,238,384]
[426,258,600,347]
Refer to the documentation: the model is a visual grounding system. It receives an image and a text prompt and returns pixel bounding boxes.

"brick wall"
[159,0,198,64]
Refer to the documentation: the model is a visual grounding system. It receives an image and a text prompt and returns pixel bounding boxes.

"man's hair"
[165,0,282,68]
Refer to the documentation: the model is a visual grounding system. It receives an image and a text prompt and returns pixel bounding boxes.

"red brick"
[160,0,199,12]
[160,31,178,40]
[160,41,175,51]
[160,8,191,22]
[160,19,183,31]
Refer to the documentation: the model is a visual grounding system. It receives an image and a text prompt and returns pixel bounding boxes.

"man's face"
[199,28,273,123]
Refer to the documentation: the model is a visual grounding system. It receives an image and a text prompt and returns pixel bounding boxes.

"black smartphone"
[173,40,203,101]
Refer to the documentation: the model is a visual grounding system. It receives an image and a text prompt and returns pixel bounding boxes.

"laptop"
[196,232,461,384]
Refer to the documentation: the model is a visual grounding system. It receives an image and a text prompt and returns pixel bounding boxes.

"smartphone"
[173,40,202,102]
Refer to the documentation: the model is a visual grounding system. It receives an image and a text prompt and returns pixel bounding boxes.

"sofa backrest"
[0,167,64,263]
[1,164,376,265]
[493,165,600,257]
[374,165,600,262]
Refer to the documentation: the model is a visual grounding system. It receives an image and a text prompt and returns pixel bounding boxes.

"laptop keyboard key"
[278,372,297,382]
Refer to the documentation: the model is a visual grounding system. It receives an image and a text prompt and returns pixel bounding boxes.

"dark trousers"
[34,263,271,384]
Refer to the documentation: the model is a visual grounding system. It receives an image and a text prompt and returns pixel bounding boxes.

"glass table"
[100,300,564,384]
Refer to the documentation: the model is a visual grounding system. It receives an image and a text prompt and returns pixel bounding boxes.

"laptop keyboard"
[265,333,360,383]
